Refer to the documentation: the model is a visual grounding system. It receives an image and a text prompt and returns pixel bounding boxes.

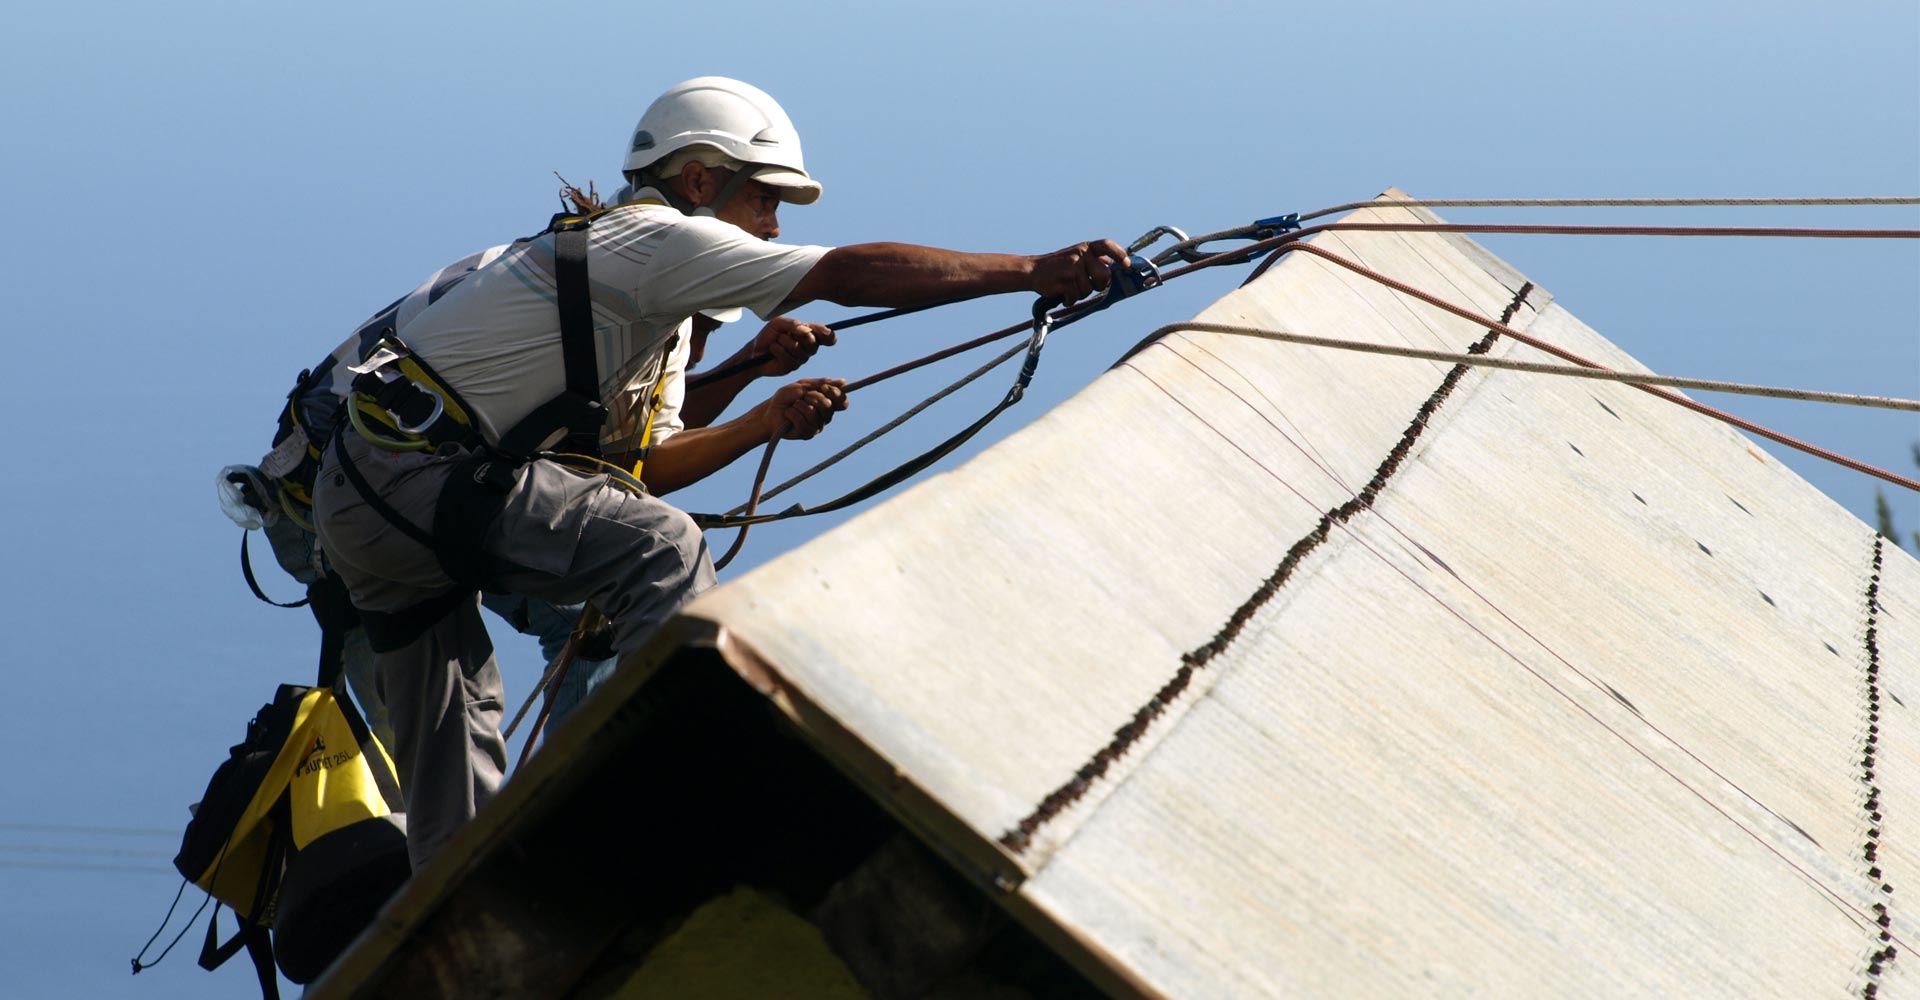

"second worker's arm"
[680,317,835,429]
[623,377,849,496]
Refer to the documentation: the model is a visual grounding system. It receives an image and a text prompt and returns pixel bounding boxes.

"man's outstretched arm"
[782,239,1130,312]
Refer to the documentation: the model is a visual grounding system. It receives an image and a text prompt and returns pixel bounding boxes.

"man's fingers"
[768,378,850,440]
[761,323,832,373]
[782,399,832,438]
[1088,253,1113,291]
[1092,238,1129,264]
[1083,239,1126,291]
[1033,239,1130,304]
[778,404,816,437]
[795,377,849,403]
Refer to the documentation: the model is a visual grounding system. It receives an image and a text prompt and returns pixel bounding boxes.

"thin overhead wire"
[1153,220,1920,274]
[1158,322,1920,413]
[0,844,174,859]
[1301,221,1919,240]
[0,859,176,875]
[1296,195,1920,223]
[0,822,176,838]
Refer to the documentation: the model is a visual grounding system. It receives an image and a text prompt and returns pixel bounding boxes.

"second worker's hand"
[753,317,837,375]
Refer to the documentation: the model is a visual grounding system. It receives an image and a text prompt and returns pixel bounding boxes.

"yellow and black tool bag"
[170,639,409,994]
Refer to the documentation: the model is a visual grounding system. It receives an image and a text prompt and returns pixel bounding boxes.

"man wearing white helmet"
[311,76,1129,866]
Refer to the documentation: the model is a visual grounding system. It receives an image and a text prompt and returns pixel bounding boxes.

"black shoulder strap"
[554,218,596,404]
[552,215,602,458]
[244,923,279,1000]
[197,908,278,1000]
[494,215,606,460]
[198,806,288,1000]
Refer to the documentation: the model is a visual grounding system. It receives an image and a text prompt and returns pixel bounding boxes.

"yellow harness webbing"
[628,335,678,482]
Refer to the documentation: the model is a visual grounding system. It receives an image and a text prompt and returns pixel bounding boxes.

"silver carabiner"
[1127,224,1190,257]
[394,380,446,435]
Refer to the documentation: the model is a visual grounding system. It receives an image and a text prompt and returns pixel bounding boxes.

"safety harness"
[325,211,671,650]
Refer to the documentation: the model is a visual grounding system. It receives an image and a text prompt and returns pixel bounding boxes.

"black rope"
[711,437,780,571]
[240,531,308,608]
[130,880,212,974]
[691,261,1160,533]
[692,297,1065,530]
[685,297,971,390]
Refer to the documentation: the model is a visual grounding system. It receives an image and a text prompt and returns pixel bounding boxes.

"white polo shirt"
[391,193,831,448]
[291,242,695,457]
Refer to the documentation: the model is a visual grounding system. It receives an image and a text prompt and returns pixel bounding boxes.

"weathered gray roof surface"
[681,191,1917,997]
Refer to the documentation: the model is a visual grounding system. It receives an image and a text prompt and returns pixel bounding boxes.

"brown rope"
[1296,196,1920,224]
[510,604,604,767]
[712,436,780,571]
[1263,241,1920,493]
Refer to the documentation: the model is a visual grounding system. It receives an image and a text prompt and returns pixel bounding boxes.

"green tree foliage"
[1875,441,1920,552]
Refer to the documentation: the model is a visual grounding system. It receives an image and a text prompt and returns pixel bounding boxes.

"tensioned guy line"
[1150,322,1920,413]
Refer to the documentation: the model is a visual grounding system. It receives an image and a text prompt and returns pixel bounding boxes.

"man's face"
[688,315,722,366]
[710,176,783,241]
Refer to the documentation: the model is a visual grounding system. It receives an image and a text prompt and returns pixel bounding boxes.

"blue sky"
[1,3,1914,996]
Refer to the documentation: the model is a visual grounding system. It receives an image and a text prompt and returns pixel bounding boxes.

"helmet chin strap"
[631,162,766,217]
[696,163,766,217]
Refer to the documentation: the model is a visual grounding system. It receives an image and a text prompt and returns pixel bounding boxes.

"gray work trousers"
[313,433,716,868]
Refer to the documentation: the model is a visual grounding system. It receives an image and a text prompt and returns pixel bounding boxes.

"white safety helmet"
[623,77,821,206]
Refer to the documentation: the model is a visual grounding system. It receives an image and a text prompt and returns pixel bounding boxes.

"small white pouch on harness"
[217,464,276,530]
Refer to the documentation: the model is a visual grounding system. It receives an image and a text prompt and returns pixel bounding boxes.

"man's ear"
[676,160,713,208]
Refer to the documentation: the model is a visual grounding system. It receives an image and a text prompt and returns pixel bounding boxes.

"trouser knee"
[595,495,715,654]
